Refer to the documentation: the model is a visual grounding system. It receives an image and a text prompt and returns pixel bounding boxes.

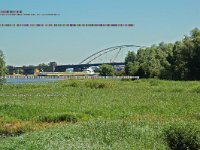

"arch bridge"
[55,45,145,72]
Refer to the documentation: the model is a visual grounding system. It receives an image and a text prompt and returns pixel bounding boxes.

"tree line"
[124,28,200,80]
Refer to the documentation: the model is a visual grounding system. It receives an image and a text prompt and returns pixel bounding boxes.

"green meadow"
[0,79,200,149]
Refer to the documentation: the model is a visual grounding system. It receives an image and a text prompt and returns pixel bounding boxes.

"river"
[6,78,62,84]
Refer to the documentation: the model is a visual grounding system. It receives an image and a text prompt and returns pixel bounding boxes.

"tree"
[126,62,138,76]
[38,63,48,67]
[123,28,200,80]
[0,50,6,88]
[125,51,137,75]
[136,46,162,78]
[15,68,24,75]
[135,43,174,78]
[171,28,200,80]
[48,62,57,72]
[125,51,136,64]
[191,29,200,79]
[171,41,187,80]
[99,64,115,76]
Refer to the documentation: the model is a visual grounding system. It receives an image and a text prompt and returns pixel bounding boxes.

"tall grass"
[0,79,200,149]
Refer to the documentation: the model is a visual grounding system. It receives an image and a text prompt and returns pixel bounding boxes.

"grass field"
[0,79,200,149]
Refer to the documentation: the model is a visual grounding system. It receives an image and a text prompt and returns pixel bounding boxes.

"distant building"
[82,67,95,75]
[66,68,74,73]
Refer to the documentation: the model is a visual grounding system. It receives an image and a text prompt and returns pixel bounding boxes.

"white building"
[82,67,95,75]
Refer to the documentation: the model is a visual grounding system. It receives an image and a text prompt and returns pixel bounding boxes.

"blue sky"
[0,0,200,66]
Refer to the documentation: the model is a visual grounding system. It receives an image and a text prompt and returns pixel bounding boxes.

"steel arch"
[79,45,146,64]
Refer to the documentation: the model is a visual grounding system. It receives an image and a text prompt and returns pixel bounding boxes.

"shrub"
[99,64,115,76]
[163,125,200,150]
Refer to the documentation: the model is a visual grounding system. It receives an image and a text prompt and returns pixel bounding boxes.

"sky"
[0,0,200,66]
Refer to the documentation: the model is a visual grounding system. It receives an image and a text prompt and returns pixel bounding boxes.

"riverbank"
[5,75,139,83]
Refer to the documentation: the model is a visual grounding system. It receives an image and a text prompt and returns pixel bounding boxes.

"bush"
[163,125,200,150]
[99,64,115,76]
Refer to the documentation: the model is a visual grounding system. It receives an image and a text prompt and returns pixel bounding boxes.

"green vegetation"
[125,51,137,75]
[1,79,200,149]
[99,64,115,76]
[164,125,200,150]
[125,28,200,80]
[37,113,78,123]
[0,50,6,88]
